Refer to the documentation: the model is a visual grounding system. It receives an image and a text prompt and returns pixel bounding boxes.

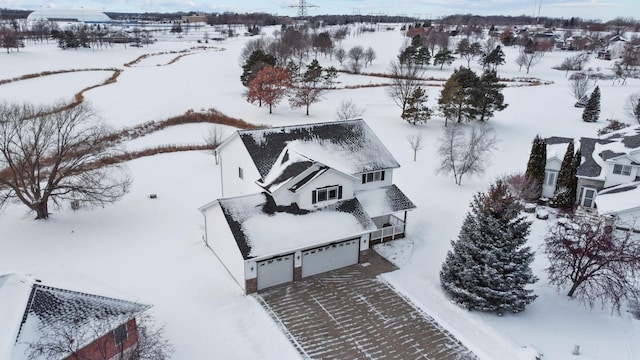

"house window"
[613,164,631,176]
[361,170,385,184]
[238,167,244,179]
[114,323,128,346]
[580,187,597,208]
[312,185,343,204]
[544,170,557,187]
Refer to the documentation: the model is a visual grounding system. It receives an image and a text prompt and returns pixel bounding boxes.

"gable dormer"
[218,120,400,199]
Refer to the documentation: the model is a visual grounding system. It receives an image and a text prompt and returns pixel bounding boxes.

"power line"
[287,0,319,18]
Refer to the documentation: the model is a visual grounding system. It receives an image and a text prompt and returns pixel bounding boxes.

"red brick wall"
[65,318,139,360]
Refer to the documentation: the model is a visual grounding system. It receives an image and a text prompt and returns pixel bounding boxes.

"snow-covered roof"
[237,120,400,180]
[0,272,149,360]
[26,9,110,23]
[545,137,573,162]
[257,147,319,193]
[356,185,416,218]
[596,181,640,215]
[217,193,377,259]
[577,126,640,179]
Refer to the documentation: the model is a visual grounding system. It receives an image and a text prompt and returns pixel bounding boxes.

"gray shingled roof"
[546,136,573,145]
[237,120,400,179]
[576,137,613,178]
[2,274,149,358]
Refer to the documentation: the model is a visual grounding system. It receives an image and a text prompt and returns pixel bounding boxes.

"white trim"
[580,187,597,208]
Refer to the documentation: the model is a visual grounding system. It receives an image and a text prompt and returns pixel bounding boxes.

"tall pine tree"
[582,86,601,122]
[553,140,578,208]
[524,135,547,201]
[401,87,432,125]
[475,69,508,121]
[440,180,538,314]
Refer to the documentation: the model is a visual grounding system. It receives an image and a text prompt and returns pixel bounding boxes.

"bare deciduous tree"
[501,173,542,201]
[557,52,590,76]
[543,215,640,312]
[407,132,425,162]
[26,312,174,360]
[624,92,640,124]
[334,47,346,65]
[335,99,365,121]
[0,102,130,220]
[363,46,377,67]
[347,45,365,73]
[515,50,543,74]
[436,124,498,185]
[205,126,226,164]
[570,73,591,101]
[387,60,425,117]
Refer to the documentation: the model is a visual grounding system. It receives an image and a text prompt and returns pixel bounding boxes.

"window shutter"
[381,170,385,181]
[312,190,317,204]
[362,174,366,184]
[338,186,343,199]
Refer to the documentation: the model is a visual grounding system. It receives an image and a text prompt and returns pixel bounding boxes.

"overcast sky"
[1,0,638,22]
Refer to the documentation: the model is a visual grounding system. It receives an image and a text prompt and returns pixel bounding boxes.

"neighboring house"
[0,272,150,360]
[544,126,640,229]
[200,119,416,294]
[542,137,573,199]
[607,34,627,59]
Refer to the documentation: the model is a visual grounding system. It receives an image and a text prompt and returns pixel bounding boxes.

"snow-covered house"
[200,120,416,294]
[542,137,573,199]
[0,272,150,360]
[606,34,627,59]
[544,126,640,228]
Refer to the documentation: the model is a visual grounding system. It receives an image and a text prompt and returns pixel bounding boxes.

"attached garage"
[302,238,360,278]
[257,254,294,290]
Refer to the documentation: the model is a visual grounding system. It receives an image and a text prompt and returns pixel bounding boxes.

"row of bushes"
[0,68,121,87]
[109,108,267,144]
[124,46,223,67]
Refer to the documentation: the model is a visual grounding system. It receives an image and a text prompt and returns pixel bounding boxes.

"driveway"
[255,251,477,360]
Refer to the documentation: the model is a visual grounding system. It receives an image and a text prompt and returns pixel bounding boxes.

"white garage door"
[302,238,360,278]
[257,254,294,290]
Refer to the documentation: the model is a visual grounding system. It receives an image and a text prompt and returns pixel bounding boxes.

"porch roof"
[356,185,416,218]
[596,181,640,215]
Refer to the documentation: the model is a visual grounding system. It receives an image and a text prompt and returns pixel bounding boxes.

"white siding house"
[544,126,640,229]
[200,120,416,293]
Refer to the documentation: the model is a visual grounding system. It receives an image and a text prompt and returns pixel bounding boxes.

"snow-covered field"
[1,24,639,359]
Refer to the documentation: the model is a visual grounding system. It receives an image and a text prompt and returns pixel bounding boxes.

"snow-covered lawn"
[1,25,639,359]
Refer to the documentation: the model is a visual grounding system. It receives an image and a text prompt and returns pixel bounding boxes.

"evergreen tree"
[401,87,432,125]
[481,45,506,71]
[440,180,538,314]
[553,140,578,208]
[240,50,277,87]
[415,47,431,67]
[524,135,547,201]
[438,67,480,125]
[289,60,335,116]
[434,48,455,69]
[475,70,508,121]
[582,86,601,122]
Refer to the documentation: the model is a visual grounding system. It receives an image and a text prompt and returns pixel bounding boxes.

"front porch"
[370,214,406,245]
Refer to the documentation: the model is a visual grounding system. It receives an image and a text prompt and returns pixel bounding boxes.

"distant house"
[606,34,627,59]
[200,120,416,294]
[544,126,640,229]
[0,272,150,360]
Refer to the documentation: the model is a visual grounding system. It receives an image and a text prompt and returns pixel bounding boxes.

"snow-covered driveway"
[256,251,477,359]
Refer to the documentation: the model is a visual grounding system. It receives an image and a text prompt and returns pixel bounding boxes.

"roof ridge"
[236,118,363,134]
